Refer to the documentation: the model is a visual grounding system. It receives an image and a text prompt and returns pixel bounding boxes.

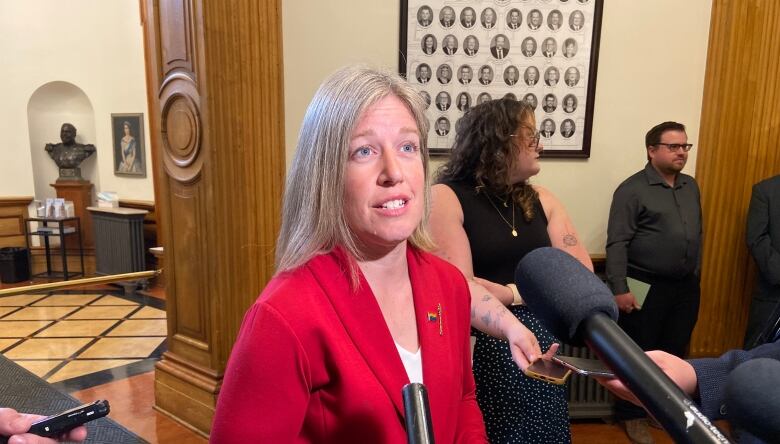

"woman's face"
[424,36,434,48]
[123,124,131,136]
[459,95,468,106]
[344,95,424,256]
[509,118,542,183]
[565,97,574,107]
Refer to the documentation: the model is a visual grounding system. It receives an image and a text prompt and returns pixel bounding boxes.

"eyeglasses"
[655,143,693,152]
[510,131,541,150]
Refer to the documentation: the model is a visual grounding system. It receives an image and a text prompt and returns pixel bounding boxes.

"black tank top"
[441,179,552,285]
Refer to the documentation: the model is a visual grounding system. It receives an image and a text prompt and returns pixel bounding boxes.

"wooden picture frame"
[111,113,146,177]
[400,0,603,158]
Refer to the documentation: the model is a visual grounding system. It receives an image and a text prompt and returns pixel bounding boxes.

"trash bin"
[0,247,30,283]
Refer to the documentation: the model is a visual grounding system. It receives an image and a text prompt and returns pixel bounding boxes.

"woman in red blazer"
[210,66,488,443]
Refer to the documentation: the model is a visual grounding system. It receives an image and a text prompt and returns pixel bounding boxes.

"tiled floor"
[0,290,166,390]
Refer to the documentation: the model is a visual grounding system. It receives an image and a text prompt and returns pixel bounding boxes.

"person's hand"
[541,342,560,360]
[614,292,640,313]
[503,318,543,371]
[0,408,87,444]
[596,350,698,406]
[473,277,513,305]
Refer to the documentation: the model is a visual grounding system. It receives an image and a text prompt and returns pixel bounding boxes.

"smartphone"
[552,355,615,378]
[28,400,110,437]
[524,359,572,385]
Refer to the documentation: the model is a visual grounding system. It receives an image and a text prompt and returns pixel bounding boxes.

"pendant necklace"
[483,191,517,237]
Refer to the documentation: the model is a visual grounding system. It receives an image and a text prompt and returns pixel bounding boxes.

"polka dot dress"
[473,305,571,443]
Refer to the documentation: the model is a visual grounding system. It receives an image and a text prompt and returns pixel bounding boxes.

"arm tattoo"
[471,305,476,320]
[480,311,493,327]
[563,233,578,246]
[481,294,491,302]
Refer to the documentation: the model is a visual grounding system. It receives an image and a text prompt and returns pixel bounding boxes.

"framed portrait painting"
[111,113,146,177]
[400,0,603,158]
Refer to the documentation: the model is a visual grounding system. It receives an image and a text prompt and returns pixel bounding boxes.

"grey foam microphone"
[725,358,780,443]
[513,247,617,345]
[515,247,731,443]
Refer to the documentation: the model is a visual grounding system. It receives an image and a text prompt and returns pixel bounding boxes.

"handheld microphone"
[725,358,780,443]
[515,247,731,444]
[402,383,435,444]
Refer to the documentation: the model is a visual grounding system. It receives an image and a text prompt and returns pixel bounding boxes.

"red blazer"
[211,246,487,443]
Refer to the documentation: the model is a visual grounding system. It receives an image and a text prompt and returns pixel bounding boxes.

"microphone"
[402,383,435,444]
[725,358,780,442]
[515,247,731,444]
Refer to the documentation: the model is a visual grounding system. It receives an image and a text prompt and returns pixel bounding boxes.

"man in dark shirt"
[606,121,702,443]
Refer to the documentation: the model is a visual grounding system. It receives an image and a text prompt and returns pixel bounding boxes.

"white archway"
[27,81,98,200]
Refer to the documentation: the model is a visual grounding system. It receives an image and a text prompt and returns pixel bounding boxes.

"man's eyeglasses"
[511,131,541,150]
[655,143,694,152]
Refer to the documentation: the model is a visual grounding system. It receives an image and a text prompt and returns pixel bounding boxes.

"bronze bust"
[45,123,96,181]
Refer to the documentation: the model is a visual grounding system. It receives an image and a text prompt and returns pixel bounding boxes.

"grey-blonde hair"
[275,65,434,276]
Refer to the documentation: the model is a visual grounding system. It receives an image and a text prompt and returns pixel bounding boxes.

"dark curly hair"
[437,98,539,221]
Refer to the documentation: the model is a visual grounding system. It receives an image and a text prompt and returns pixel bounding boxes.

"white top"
[394,341,423,384]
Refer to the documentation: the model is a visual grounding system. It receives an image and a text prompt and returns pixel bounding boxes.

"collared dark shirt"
[606,163,702,294]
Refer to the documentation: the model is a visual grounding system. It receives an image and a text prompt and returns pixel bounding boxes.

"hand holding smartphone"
[552,355,615,378]
[524,355,615,385]
[28,400,109,438]
[524,359,572,385]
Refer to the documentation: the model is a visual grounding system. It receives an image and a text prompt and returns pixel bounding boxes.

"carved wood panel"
[143,0,284,435]
[691,0,780,357]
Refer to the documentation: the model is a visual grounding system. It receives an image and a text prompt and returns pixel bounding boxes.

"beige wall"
[0,0,153,202]
[283,0,712,254]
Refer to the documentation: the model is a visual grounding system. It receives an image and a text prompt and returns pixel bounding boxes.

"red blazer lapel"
[407,247,458,432]
[307,249,408,419]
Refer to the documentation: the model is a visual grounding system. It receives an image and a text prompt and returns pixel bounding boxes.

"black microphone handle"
[402,383,435,444]
[584,313,731,444]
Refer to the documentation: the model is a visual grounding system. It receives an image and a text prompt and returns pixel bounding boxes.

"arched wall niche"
[27,81,98,201]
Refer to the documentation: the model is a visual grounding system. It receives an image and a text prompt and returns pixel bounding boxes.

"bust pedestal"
[51,181,94,250]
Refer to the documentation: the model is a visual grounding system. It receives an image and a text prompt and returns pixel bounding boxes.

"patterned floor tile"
[90,295,139,306]
[66,306,137,320]
[0,320,52,337]
[0,294,47,306]
[32,294,101,306]
[5,337,92,359]
[130,306,166,319]
[78,337,165,359]
[35,320,118,338]
[0,290,168,390]
[0,338,20,351]
[0,307,17,318]
[48,359,140,383]
[108,319,167,337]
[3,306,79,321]
[14,360,62,378]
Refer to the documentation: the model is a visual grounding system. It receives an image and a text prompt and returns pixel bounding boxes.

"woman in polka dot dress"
[431,98,593,442]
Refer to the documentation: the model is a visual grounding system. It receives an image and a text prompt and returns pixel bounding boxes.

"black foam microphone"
[402,383,434,444]
[725,358,780,443]
[515,247,731,444]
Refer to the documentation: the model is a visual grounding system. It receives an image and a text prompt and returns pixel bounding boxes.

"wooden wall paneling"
[0,197,32,248]
[692,0,780,357]
[142,0,285,436]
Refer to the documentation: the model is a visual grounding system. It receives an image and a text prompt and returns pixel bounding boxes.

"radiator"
[561,344,614,418]
[90,209,146,276]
